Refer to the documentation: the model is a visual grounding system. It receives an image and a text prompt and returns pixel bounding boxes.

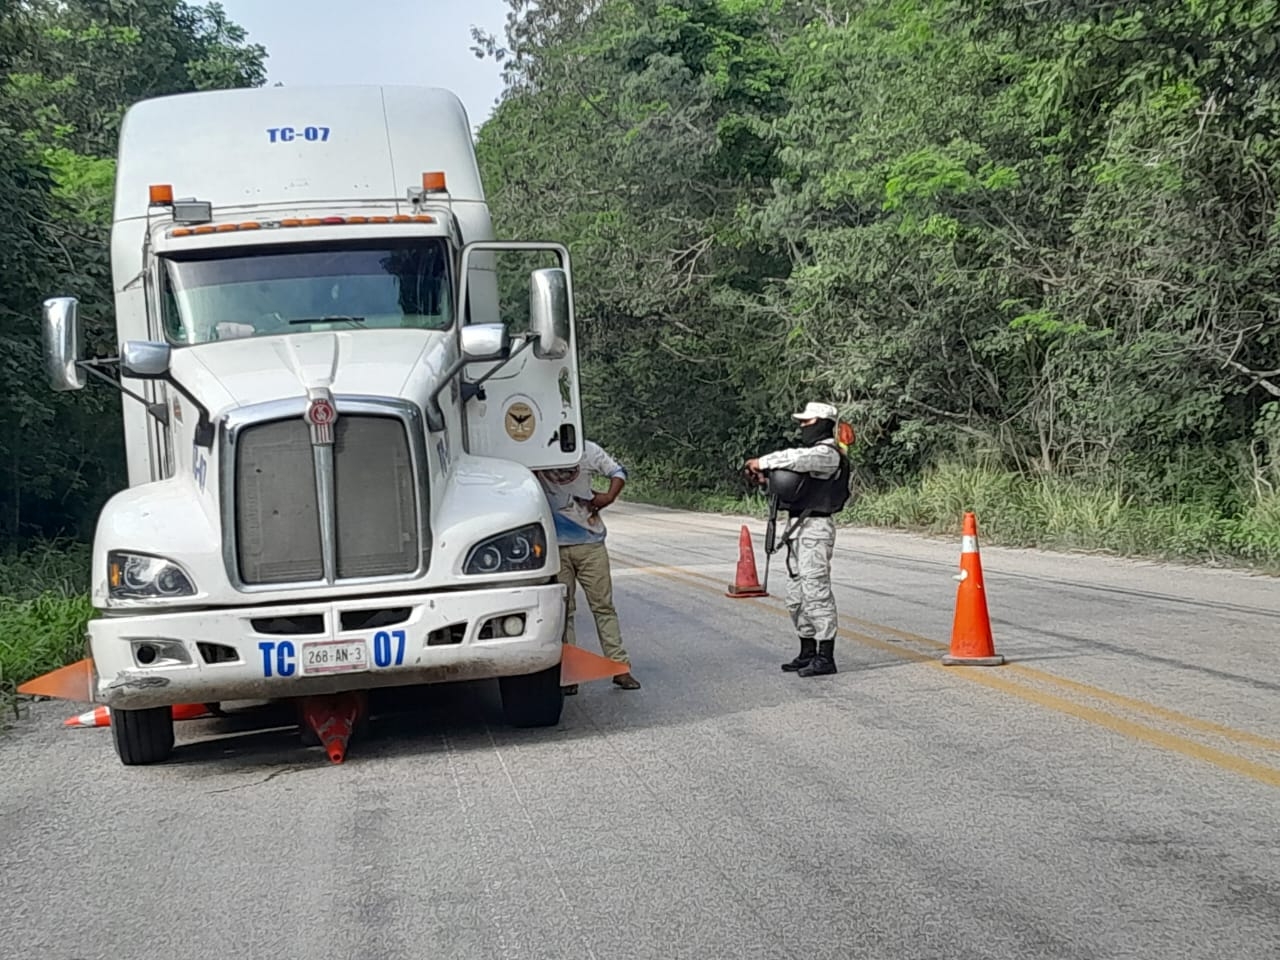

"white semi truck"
[39,84,585,765]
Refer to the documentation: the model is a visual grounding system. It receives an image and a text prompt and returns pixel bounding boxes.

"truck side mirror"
[42,297,86,392]
[120,340,172,380]
[528,267,570,360]
[461,323,510,363]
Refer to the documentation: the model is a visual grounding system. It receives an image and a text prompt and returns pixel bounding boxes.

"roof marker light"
[149,184,174,205]
[166,215,437,238]
[422,171,447,192]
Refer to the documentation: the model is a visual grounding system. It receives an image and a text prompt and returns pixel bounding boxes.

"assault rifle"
[751,466,811,591]
[762,488,781,594]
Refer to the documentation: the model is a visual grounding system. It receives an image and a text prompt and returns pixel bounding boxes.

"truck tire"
[111,706,175,765]
[499,663,564,728]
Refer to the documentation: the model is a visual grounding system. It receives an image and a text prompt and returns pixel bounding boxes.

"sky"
[216,0,512,132]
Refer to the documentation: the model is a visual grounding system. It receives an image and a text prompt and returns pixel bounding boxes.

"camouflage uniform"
[752,398,849,677]
[757,439,842,667]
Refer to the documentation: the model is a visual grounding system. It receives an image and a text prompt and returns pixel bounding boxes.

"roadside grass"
[623,464,1280,573]
[0,541,93,719]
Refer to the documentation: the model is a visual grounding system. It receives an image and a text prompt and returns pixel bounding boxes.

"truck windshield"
[159,238,453,344]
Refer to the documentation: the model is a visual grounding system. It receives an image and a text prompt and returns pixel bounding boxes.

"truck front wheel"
[499,663,564,728]
[111,705,175,765]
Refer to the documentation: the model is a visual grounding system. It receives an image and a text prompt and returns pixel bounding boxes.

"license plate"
[300,638,369,676]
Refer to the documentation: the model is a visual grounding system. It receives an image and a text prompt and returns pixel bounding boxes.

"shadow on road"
[165,680,509,770]
[160,651,919,772]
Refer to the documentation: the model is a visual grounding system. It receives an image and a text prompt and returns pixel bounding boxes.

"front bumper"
[88,582,566,709]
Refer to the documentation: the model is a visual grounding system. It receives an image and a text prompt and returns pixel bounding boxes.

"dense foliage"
[472,0,1280,551]
[0,0,265,543]
[3,0,1279,564]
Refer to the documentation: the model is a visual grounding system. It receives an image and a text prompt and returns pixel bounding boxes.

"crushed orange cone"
[942,512,1005,666]
[62,702,214,728]
[301,691,366,764]
[560,643,631,686]
[64,705,110,728]
[171,703,214,721]
[725,524,768,598]
[18,657,94,702]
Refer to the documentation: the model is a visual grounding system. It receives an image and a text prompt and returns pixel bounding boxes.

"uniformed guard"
[745,401,852,677]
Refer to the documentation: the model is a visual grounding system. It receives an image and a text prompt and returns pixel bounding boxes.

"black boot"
[782,637,817,672]
[798,640,837,677]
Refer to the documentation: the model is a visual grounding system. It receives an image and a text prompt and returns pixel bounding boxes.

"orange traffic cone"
[18,657,94,702]
[301,691,366,764]
[62,702,213,728]
[560,643,631,686]
[64,705,110,728]
[726,525,768,598]
[171,703,214,721]
[942,512,1005,666]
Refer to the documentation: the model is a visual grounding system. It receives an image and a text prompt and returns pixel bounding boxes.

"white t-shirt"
[535,440,628,545]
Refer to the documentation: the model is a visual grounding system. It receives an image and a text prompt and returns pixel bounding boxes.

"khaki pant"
[556,541,629,664]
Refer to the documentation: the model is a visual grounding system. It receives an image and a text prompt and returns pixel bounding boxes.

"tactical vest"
[773,442,852,517]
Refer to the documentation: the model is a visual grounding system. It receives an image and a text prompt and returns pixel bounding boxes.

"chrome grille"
[235,418,323,584]
[230,408,423,587]
[334,416,418,578]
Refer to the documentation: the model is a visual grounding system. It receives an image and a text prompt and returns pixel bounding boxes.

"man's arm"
[581,442,628,510]
[589,475,626,510]
[748,443,840,478]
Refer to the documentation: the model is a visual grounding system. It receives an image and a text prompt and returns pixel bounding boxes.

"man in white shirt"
[535,440,641,693]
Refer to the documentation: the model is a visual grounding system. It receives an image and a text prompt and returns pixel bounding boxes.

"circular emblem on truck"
[505,401,535,442]
[307,398,336,426]
[306,396,337,445]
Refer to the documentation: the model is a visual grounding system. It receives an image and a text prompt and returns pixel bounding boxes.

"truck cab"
[40,84,584,765]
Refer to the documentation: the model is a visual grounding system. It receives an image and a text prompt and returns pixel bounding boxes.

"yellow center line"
[610,551,1280,789]
[612,548,1280,755]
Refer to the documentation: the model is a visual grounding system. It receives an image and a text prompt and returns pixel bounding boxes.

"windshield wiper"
[288,316,366,326]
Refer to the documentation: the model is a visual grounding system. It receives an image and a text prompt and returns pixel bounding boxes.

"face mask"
[801,420,834,445]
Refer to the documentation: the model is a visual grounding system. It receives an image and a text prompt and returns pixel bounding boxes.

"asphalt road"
[3,502,1279,960]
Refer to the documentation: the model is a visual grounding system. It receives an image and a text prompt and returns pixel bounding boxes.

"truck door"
[457,241,584,471]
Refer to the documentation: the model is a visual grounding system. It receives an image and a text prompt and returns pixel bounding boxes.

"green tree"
[0,0,267,540]
[475,0,805,489]
[475,0,1280,538]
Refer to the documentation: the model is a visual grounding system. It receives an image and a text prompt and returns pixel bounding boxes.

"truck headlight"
[463,524,547,575]
[108,551,196,600]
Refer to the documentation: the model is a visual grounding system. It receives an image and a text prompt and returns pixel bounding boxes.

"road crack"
[205,763,313,794]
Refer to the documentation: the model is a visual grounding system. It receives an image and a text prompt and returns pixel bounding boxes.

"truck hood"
[168,329,453,413]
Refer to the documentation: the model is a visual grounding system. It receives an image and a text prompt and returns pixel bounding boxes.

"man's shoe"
[562,684,578,696]
[798,640,837,677]
[781,652,814,672]
[782,637,817,672]
[613,672,641,690]
[797,655,837,677]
